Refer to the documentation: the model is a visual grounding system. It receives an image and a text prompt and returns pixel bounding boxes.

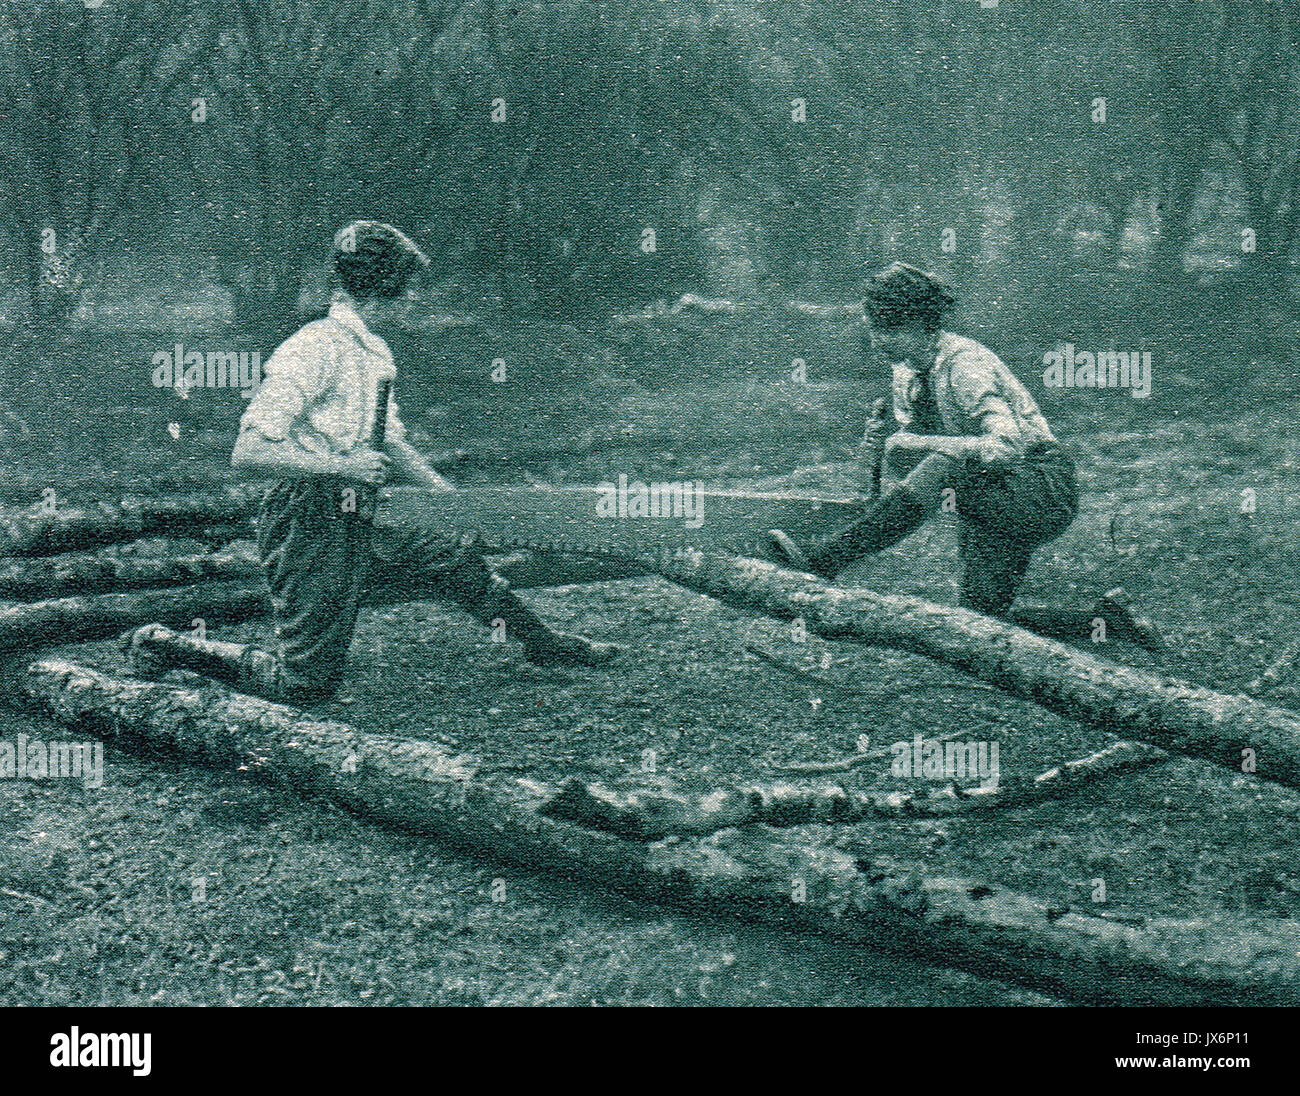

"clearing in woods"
[0,316,1296,1005]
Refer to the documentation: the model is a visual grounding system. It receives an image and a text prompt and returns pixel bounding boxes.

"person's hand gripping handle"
[356,379,392,519]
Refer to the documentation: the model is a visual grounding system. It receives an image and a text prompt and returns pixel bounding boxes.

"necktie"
[370,379,392,449]
[909,367,939,432]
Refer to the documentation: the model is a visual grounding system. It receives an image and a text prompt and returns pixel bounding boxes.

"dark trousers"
[953,443,1078,615]
[255,478,494,700]
[809,442,1078,617]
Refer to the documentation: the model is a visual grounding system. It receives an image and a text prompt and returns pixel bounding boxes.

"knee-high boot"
[802,488,933,578]
[436,558,620,667]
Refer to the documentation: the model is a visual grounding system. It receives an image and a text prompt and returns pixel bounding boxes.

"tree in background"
[1,0,1295,349]
[0,0,216,431]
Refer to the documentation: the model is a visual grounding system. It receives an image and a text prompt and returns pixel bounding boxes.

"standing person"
[767,262,1162,649]
[127,221,618,705]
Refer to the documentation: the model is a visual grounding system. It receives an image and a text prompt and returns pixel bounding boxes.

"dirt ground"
[1,318,1298,1005]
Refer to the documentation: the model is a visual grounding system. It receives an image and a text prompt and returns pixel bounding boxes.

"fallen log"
[649,550,1300,790]
[541,740,1169,839]
[0,547,647,659]
[0,581,268,653]
[12,657,1300,1007]
[771,734,1163,783]
[0,552,640,657]
[0,488,262,557]
[0,470,247,505]
[10,540,1293,797]
[0,531,633,600]
[0,479,859,567]
[1029,739,1169,792]
[0,542,260,602]
[11,539,1293,798]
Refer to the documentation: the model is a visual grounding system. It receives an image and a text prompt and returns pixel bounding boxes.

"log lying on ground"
[0,542,260,602]
[0,581,268,653]
[0,477,855,570]
[0,541,553,607]
[0,548,632,658]
[648,550,1300,790]
[12,539,1296,797]
[0,488,262,557]
[541,740,1170,840]
[0,470,248,506]
[13,657,1300,1006]
[10,541,1295,796]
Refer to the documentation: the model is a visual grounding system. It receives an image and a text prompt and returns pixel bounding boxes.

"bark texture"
[0,581,268,653]
[0,542,260,601]
[13,657,1300,1007]
[541,740,1170,839]
[648,550,1300,790]
[0,489,262,557]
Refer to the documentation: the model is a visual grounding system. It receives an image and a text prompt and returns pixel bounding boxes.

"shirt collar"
[910,331,955,382]
[933,331,960,366]
[893,336,944,381]
[328,293,392,360]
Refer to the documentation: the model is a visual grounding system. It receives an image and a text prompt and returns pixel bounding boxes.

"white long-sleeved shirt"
[890,332,1055,455]
[238,295,406,459]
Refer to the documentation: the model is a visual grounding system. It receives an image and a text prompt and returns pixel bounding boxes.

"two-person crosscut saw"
[375,482,867,579]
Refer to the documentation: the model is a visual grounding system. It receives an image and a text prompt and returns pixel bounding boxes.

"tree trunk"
[11,540,1297,799]
[0,489,262,558]
[0,581,268,654]
[0,542,626,602]
[540,740,1169,840]
[9,544,1299,798]
[0,543,260,602]
[0,549,638,659]
[14,657,1300,1007]
[1,481,861,569]
[649,551,1300,790]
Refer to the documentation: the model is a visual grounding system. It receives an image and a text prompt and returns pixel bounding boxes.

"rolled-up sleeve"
[239,329,327,442]
[947,349,1022,451]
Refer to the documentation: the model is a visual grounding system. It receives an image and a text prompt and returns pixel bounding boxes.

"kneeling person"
[768,262,1161,650]
[128,221,617,704]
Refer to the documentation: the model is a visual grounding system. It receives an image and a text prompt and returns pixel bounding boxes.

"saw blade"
[377,483,867,563]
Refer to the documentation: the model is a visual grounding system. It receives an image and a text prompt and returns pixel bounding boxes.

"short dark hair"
[332,221,431,300]
[863,262,956,332]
